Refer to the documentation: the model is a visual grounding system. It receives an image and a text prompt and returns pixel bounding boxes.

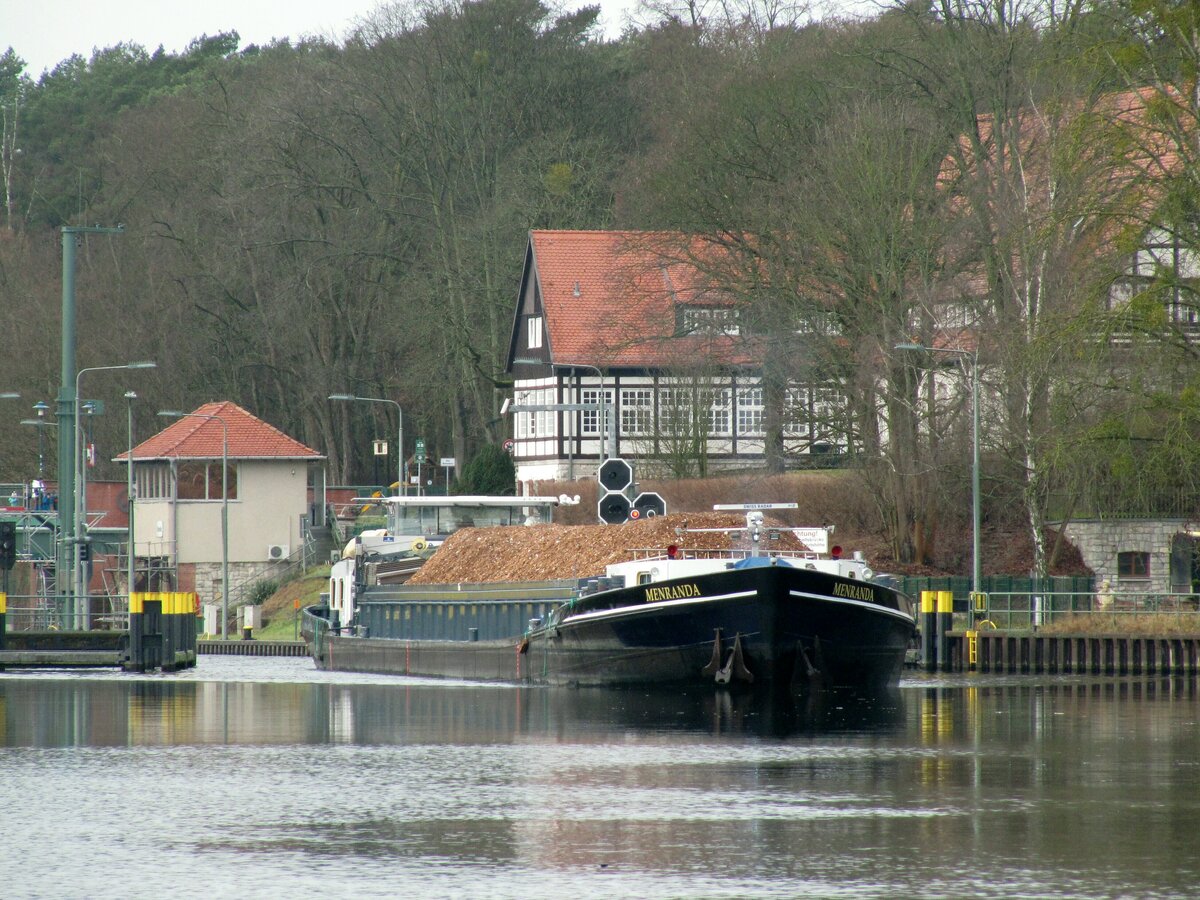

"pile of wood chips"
[407,512,814,584]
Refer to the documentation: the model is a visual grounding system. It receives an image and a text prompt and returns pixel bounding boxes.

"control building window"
[176,462,238,501]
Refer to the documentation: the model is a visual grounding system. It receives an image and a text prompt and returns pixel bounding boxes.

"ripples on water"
[2,659,1199,899]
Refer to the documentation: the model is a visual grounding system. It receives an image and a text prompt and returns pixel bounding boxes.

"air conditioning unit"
[267,544,289,561]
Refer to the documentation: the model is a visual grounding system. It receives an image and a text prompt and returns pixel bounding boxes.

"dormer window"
[527,315,544,349]
[677,305,739,336]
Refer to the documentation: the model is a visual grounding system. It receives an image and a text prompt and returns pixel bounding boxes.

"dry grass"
[534,469,1090,578]
[538,470,875,528]
[1036,613,1200,636]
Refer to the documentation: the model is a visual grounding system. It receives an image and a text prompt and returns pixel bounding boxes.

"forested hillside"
[2,0,1199,575]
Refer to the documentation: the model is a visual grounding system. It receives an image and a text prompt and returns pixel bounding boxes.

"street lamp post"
[896,342,981,627]
[329,394,403,497]
[125,391,137,600]
[73,362,156,627]
[58,225,124,626]
[20,413,56,509]
[32,401,49,477]
[158,410,229,638]
[558,363,614,462]
[511,360,615,464]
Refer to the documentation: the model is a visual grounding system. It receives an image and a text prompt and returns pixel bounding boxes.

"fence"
[978,589,1200,631]
[1,594,130,632]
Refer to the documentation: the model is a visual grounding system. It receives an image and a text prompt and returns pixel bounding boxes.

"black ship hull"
[306,563,915,692]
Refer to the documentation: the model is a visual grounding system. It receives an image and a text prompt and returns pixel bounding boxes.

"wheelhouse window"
[1117,551,1150,579]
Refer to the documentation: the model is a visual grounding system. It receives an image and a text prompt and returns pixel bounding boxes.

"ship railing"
[627,547,824,562]
[364,580,581,603]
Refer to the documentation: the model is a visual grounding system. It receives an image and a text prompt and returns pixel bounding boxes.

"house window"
[1117,551,1150,579]
[527,316,543,349]
[707,389,731,435]
[678,306,739,335]
[581,388,612,435]
[784,388,809,436]
[736,387,764,436]
[658,388,693,434]
[177,462,238,501]
[621,388,653,435]
[515,387,555,438]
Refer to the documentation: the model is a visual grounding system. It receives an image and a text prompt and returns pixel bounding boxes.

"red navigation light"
[830,545,843,559]
[667,544,680,559]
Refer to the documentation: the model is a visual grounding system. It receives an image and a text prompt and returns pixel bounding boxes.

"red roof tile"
[116,401,324,461]
[528,230,758,368]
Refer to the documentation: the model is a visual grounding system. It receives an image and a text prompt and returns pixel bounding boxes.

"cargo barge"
[304,507,916,692]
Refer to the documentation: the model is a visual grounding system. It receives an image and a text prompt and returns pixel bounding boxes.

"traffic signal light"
[632,492,667,519]
[0,521,15,570]
[79,540,90,563]
[598,492,631,525]
[598,458,633,493]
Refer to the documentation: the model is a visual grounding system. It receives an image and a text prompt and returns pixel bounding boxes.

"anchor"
[702,629,755,684]
[716,632,755,684]
[791,636,825,691]
[701,628,724,678]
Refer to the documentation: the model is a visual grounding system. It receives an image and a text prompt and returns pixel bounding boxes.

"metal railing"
[976,590,1200,631]
[2,594,131,632]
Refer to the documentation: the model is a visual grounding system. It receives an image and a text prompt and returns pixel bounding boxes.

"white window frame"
[621,388,653,436]
[707,388,731,436]
[527,316,543,349]
[581,388,613,435]
[736,386,764,436]
[658,387,693,434]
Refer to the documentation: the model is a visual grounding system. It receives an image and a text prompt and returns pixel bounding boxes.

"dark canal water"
[2,659,1198,899]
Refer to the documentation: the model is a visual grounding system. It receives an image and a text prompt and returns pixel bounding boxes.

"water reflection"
[4,664,1200,898]
[0,676,907,748]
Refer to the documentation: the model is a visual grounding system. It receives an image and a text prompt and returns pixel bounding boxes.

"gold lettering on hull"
[832,582,877,603]
[644,583,702,604]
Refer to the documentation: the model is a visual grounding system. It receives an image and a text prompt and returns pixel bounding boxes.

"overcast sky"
[3,0,645,77]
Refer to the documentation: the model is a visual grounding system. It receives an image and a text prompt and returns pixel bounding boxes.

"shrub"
[454,444,515,495]
[245,578,279,607]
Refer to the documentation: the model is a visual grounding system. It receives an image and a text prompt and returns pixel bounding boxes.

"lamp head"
[328,393,356,401]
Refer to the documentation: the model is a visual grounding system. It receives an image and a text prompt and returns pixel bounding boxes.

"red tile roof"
[527,230,759,368]
[116,401,323,461]
[941,86,1187,299]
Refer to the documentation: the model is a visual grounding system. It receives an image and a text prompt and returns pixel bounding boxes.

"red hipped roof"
[117,401,323,462]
